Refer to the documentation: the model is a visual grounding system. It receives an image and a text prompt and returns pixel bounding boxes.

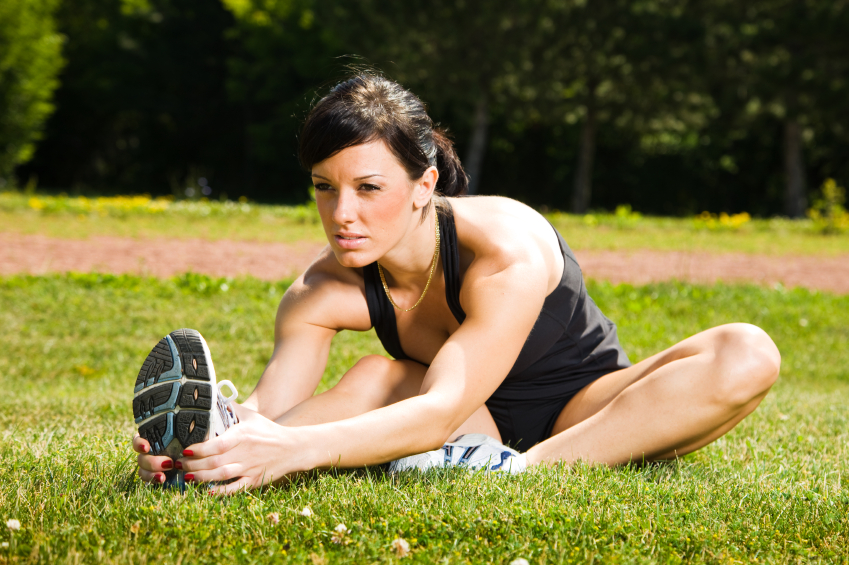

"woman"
[132,74,781,494]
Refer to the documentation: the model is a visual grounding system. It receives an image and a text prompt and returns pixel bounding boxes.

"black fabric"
[364,201,632,450]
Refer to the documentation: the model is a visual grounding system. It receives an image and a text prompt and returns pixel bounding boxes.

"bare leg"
[275,354,502,442]
[527,323,781,466]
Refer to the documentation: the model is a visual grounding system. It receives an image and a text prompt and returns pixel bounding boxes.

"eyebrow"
[310,173,385,181]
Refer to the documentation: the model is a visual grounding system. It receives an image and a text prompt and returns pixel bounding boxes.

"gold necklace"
[377,211,440,312]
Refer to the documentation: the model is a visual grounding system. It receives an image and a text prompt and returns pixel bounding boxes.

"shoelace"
[217,380,239,428]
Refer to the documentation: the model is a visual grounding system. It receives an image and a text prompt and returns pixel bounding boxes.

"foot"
[388,433,527,474]
[133,328,238,488]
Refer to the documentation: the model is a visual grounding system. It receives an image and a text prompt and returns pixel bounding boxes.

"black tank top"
[363,200,631,403]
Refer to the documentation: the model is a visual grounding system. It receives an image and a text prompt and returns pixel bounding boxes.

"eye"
[313,183,333,192]
[359,183,382,191]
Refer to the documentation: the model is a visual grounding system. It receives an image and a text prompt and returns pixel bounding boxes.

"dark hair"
[298,74,468,204]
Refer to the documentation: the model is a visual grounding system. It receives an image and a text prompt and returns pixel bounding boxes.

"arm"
[239,246,373,418]
[133,249,371,481]
[298,252,549,468]
[182,241,550,491]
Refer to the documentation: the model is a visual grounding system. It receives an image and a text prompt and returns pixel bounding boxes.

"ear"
[412,166,439,210]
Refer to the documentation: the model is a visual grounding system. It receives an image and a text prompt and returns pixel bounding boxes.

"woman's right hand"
[133,433,174,484]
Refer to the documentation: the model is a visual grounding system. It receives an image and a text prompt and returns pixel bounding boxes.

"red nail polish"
[161,460,173,470]
[155,473,164,483]
[183,449,194,457]
[184,473,195,481]
[174,460,183,469]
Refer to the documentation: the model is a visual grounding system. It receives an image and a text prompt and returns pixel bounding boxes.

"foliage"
[807,178,849,234]
[9,0,849,216]
[14,0,246,197]
[0,274,847,562]
[0,0,64,183]
[692,211,752,231]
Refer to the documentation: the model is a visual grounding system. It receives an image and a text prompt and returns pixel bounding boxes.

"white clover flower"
[331,523,351,545]
[510,559,530,565]
[391,537,410,557]
[5,519,20,531]
[299,506,313,517]
[266,512,280,525]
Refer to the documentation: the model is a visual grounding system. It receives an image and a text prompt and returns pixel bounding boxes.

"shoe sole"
[133,329,218,460]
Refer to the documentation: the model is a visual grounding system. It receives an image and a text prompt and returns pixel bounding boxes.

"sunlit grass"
[1,274,847,563]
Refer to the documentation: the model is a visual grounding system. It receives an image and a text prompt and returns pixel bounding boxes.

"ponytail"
[433,128,468,197]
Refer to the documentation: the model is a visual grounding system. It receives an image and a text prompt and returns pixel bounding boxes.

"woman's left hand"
[178,404,307,495]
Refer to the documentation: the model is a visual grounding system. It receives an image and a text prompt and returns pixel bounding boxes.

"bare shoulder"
[448,196,562,280]
[279,245,372,332]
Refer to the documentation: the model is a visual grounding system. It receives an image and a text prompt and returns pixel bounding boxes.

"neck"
[378,208,439,291]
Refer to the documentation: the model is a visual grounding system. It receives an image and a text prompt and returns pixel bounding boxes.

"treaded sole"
[134,329,216,459]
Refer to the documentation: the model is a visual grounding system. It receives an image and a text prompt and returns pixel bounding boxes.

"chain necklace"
[377,211,440,312]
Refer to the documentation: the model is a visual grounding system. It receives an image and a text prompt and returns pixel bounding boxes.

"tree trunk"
[464,95,489,195]
[571,99,597,214]
[783,119,807,218]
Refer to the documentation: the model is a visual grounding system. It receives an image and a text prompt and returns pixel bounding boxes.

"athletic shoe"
[388,433,527,474]
[133,328,238,487]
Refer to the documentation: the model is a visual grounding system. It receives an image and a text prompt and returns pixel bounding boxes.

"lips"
[334,233,367,250]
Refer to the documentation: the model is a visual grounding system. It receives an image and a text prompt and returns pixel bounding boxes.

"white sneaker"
[389,434,527,474]
[133,329,238,486]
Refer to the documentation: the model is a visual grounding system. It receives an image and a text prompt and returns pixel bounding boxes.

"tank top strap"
[362,201,466,362]
[438,202,467,324]
[362,262,409,360]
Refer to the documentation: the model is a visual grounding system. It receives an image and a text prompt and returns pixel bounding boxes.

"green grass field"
[2,191,849,255]
[1,273,847,564]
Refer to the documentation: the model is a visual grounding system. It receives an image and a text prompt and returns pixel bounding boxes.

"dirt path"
[2,233,847,294]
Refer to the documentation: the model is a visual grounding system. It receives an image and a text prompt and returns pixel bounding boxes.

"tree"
[19,0,245,196]
[701,0,849,217]
[0,0,64,184]
[318,0,541,194]
[525,0,708,212]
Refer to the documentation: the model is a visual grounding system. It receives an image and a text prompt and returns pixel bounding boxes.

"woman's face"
[311,140,435,268]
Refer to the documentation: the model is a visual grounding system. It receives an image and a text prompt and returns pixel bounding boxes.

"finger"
[209,475,254,496]
[183,428,240,459]
[132,434,151,454]
[138,468,167,484]
[184,463,244,484]
[137,452,174,472]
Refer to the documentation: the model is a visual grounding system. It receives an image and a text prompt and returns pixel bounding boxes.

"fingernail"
[182,449,194,457]
[184,473,195,481]
[155,473,164,483]
[161,460,173,470]
[174,460,183,469]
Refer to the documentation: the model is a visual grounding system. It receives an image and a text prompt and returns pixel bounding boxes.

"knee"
[712,323,781,406]
[336,355,395,390]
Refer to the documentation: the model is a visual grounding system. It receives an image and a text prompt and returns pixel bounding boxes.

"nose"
[331,188,357,226]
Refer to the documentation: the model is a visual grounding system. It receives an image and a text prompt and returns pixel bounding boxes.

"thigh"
[324,355,430,406]
[550,326,722,436]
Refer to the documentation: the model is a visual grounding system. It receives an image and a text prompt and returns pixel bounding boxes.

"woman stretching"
[132,74,781,494]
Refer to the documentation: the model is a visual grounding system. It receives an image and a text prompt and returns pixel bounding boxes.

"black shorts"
[485,369,612,452]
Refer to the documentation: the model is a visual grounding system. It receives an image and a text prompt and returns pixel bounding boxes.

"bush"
[807,179,849,234]
[0,0,64,184]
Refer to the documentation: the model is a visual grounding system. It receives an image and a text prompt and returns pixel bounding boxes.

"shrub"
[807,179,849,234]
[0,0,64,183]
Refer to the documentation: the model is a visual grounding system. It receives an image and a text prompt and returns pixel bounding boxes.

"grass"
[1,273,847,563]
[2,191,849,256]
